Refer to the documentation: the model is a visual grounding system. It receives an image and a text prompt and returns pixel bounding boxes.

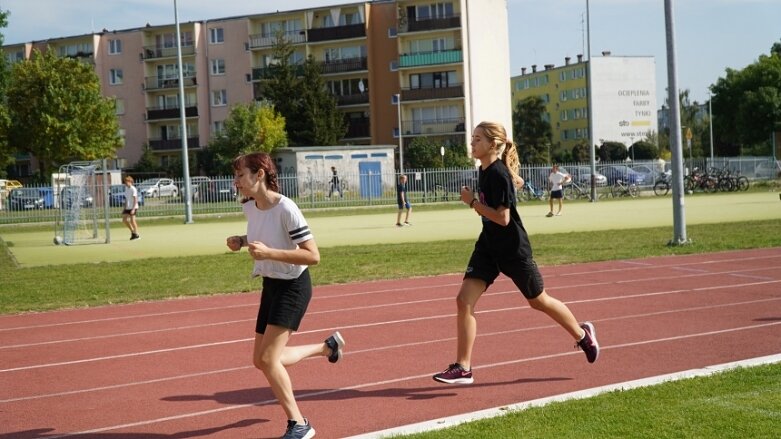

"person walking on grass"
[432,121,599,385]
[226,152,345,439]
[122,175,140,240]
[396,174,412,227]
[547,164,570,217]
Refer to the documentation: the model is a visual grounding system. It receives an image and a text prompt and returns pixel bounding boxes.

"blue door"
[358,162,382,198]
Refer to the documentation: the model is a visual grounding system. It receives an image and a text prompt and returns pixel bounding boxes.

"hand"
[226,235,242,252]
[460,186,474,205]
[248,241,271,260]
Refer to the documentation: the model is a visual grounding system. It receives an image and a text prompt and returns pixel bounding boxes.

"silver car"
[137,178,179,198]
[568,166,607,186]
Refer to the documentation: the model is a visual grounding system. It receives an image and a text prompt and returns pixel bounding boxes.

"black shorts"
[256,269,312,333]
[122,208,136,216]
[464,246,544,299]
[550,190,563,199]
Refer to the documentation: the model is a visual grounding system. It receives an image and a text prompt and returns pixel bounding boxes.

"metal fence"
[1,157,777,226]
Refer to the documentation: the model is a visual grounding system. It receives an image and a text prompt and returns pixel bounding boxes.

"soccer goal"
[53,160,113,246]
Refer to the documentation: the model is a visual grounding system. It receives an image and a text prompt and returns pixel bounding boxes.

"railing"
[399,49,462,68]
[146,106,198,121]
[1,159,776,224]
[144,76,197,90]
[248,30,306,49]
[401,84,464,101]
[318,56,368,74]
[307,23,365,42]
[141,45,195,60]
[343,119,370,138]
[336,93,370,106]
[401,117,466,136]
[252,65,305,80]
[400,15,461,33]
[148,136,200,151]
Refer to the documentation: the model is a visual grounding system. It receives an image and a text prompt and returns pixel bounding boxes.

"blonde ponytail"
[476,121,523,188]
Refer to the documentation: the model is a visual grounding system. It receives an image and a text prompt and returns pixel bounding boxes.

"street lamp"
[174,0,193,224]
[395,93,404,175]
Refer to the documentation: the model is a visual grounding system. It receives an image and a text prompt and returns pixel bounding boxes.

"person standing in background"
[396,174,411,227]
[122,176,140,240]
[547,164,570,217]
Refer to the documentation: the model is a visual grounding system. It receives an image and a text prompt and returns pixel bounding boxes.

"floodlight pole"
[585,0,597,202]
[396,93,404,175]
[664,0,688,245]
[174,0,193,224]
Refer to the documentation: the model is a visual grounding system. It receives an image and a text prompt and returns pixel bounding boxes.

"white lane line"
[1,262,777,343]
[1,251,778,332]
[32,323,781,438]
[346,353,781,439]
[3,295,780,402]
[2,279,779,372]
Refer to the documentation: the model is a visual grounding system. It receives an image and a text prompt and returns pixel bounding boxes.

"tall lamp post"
[585,0,597,202]
[174,0,193,224]
[395,93,404,175]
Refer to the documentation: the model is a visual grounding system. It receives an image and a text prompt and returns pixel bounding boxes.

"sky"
[1,0,779,106]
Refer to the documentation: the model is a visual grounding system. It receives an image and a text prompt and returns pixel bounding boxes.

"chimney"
[531,64,537,73]
[602,50,611,56]
[544,64,554,70]
[577,54,583,62]
[565,56,571,65]
[521,67,527,75]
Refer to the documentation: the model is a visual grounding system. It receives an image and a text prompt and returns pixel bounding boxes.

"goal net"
[54,160,112,245]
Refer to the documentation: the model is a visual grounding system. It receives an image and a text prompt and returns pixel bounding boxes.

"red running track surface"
[1,248,780,438]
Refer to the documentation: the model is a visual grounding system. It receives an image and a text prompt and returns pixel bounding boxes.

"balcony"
[319,57,368,75]
[146,105,198,121]
[248,30,306,49]
[401,84,464,102]
[401,117,465,136]
[141,44,195,60]
[344,119,370,139]
[400,15,461,33]
[307,23,365,43]
[251,64,305,80]
[148,136,200,151]
[336,93,370,106]
[399,49,462,68]
[144,76,197,90]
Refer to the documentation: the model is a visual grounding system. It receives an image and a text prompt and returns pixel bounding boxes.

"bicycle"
[563,181,590,200]
[517,179,548,202]
[653,173,671,196]
[611,179,638,198]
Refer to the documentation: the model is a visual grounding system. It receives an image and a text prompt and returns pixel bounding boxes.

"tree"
[599,141,627,161]
[512,96,551,164]
[711,41,781,155]
[628,140,659,160]
[0,9,14,176]
[296,55,346,145]
[6,49,121,180]
[199,101,287,175]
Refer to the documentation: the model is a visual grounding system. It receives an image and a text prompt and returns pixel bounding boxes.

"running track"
[1,248,780,438]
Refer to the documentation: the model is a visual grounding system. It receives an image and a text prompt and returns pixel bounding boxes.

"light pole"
[174,0,193,224]
[708,91,714,162]
[395,93,404,175]
[585,0,597,202]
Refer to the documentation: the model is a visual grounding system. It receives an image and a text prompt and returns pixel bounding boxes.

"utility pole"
[174,0,193,224]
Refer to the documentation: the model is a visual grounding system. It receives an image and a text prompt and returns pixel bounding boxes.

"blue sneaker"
[282,418,315,439]
[324,331,345,364]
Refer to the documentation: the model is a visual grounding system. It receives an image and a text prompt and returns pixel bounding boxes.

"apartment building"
[511,54,657,152]
[3,0,513,173]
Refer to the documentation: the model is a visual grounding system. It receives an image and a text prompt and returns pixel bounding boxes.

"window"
[108,39,122,55]
[209,27,224,44]
[409,71,457,89]
[109,69,123,85]
[114,98,125,115]
[210,59,225,75]
[213,121,225,136]
[211,89,227,106]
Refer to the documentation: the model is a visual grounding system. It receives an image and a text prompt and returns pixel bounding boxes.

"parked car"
[137,178,178,198]
[60,187,94,208]
[630,164,661,183]
[754,161,780,179]
[196,178,237,202]
[8,187,45,210]
[567,166,607,186]
[600,165,647,186]
[0,179,23,196]
[188,176,210,199]
[109,184,145,207]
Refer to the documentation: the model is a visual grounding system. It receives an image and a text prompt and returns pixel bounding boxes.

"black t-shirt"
[475,160,532,258]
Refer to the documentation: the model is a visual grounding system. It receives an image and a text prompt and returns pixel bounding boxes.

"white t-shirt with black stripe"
[243,195,313,279]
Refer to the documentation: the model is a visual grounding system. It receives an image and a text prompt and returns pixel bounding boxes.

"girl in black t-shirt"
[433,121,600,385]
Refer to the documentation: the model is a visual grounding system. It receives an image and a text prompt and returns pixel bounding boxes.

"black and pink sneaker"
[324,331,345,364]
[576,322,600,363]
[433,363,473,384]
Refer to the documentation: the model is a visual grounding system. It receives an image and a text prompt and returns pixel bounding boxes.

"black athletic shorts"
[122,208,136,215]
[550,189,563,199]
[256,269,312,333]
[464,246,544,299]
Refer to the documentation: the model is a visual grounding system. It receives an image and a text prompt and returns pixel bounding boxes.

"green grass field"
[1,191,780,438]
